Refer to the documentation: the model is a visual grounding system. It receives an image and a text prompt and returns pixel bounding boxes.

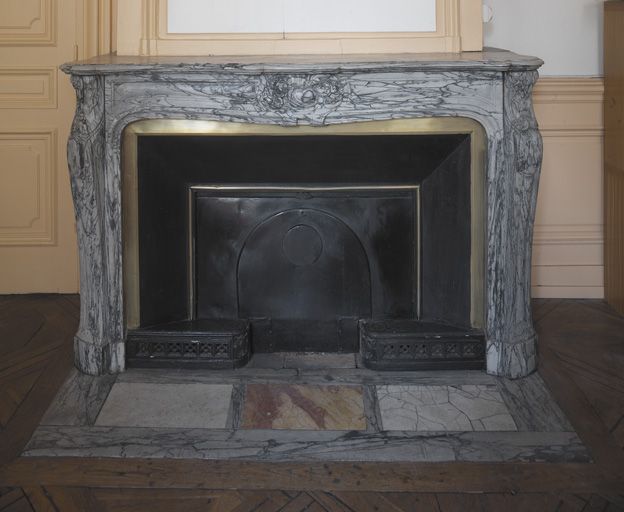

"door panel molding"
[0,67,57,109]
[0,130,57,245]
[0,0,57,46]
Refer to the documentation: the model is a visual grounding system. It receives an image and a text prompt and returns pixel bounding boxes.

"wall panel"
[0,0,57,45]
[0,131,56,245]
[117,0,482,56]
[0,67,57,109]
[532,77,605,298]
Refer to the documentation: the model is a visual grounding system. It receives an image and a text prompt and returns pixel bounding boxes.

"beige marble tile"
[241,384,366,430]
[95,382,232,429]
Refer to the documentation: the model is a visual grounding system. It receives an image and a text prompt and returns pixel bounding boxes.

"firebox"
[121,118,486,370]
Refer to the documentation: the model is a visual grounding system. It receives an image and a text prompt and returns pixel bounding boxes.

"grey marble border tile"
[40,369,117,427]
[362,385,382,433]
[117,368,496,387]
[226,384,245,430]
[23,426,590,463]
[496,373,573,432]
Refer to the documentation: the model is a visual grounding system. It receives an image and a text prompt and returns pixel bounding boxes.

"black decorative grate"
[360,319,485,371]
[126,319,250,369]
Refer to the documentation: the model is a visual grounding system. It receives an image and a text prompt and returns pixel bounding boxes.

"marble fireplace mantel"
[61,49,543,379]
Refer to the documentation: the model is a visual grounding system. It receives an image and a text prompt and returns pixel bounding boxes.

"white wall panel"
[168,0,437,34]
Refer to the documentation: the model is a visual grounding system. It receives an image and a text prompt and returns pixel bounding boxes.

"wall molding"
[0,130,57,246]
[0,67,57,109]
[533,77,605,104]
[533,224,603,246]
[0,0,57,46]
[531,76,604,299]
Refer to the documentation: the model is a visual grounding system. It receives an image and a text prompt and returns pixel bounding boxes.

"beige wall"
[532,77,604,298]
[0,2,604,299]
[0,0,80,293]
[0,0,113,294]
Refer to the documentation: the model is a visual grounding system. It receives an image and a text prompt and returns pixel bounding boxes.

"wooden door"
[0,0,112,293]
[605,1,624,315]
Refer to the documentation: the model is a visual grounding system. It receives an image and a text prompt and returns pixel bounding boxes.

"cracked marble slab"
[22,426,589,463]
[95,382,233,429]
[377,385,517,432]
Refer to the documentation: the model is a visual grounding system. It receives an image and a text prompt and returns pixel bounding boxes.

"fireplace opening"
[122,119,486,370]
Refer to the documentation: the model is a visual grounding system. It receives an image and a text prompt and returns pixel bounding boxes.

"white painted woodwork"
[167,0,437,34]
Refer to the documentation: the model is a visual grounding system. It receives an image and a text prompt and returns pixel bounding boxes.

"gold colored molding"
[122,117,486,330]
[117,0,481,56]
[0,0,57,46]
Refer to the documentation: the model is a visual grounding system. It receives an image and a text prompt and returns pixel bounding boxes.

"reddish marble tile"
[241,384,366,430]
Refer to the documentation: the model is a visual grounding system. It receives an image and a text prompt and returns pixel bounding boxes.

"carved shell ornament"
[257,74,350,112]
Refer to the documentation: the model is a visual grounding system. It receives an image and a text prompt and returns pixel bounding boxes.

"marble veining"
[117,367,496,387]
[40,368,117,427]
[22,426,589,463]
[241,384,366,430]
[496,373,573,431]
[23,365,587,464]
[61,50,543,378]
[377,385,517,432]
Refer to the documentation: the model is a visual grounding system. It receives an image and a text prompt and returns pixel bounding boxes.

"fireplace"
[121,119,486,369]
[62,50,543,378]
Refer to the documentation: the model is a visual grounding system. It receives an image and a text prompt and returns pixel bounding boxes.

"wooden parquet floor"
[1,295,624,511]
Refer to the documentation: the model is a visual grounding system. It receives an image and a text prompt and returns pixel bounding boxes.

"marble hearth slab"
[377,385,517,432]
[241,384,366,430]
[22,427,589,463]
[95,382,233,429]
[31,363,586,463]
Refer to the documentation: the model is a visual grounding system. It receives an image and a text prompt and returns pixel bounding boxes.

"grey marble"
[283,353,357,369]
[226,384,245,430]
[377,385,517,432]
[246,352,357,369]
[363,385,383,433]
[62,50,543,378]
[95,382,233,429]
[497,373,574,432]
[23,426,589,463]
[60,49,544,75]
[40,368,117,426]
[116,367,496,387]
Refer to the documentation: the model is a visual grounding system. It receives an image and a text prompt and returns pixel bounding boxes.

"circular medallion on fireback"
[282,224,323,266]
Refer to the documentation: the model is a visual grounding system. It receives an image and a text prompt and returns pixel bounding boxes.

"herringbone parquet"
[1,296,624,512]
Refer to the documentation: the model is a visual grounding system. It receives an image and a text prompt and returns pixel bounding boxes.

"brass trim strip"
[122,118,487,331]
[122,125,140,329]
